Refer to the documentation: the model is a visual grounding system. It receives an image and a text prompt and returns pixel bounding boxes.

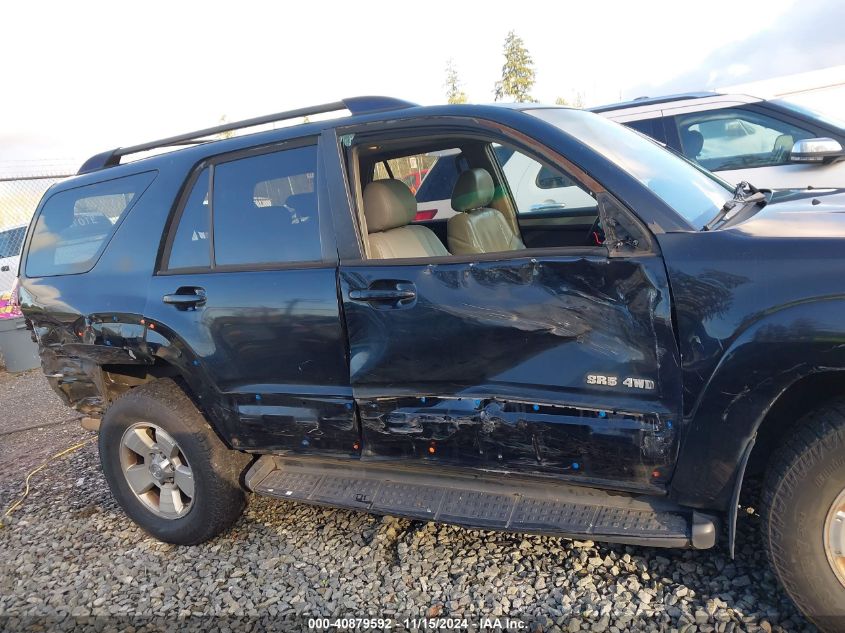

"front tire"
[99,378,251,545]
[761,399,845,632]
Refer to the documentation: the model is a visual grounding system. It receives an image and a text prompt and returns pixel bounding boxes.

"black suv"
[18,96,845,629]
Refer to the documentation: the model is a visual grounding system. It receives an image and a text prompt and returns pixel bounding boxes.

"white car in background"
[590,92,845,189]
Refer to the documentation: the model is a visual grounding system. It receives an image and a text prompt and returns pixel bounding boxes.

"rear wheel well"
[100,360,182,406]
[746,371,845,484]
[98,360,233,448]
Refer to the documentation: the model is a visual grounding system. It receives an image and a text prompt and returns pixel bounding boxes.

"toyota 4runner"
[17,96,845,630]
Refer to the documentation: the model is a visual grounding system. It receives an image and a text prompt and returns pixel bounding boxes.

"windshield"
[528,108,733,227]
[772,99,845,132]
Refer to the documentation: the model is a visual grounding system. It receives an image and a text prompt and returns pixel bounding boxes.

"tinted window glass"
[168,169,210,269]
[213,145,320,266]
[676,108,813,171]
[415,151,468,203]
[26,171,156,277]
[625,118,659,140]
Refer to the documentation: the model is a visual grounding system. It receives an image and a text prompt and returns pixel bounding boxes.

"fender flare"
[670,297,845,510]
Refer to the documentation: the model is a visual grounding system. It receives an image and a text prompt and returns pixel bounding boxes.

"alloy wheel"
[119,422,194,519]
[825,486,845,589]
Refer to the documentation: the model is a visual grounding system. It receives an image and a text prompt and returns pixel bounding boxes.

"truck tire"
[761,399,845,632]
[98,378,251,545]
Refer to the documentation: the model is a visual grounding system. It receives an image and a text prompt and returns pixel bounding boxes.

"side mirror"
[790,138,845,165]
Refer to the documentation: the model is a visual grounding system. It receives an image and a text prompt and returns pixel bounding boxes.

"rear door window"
[26,171,156,277]
[212,144,320,267]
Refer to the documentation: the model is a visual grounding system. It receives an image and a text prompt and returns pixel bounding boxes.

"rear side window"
[167,169,211,270]
[213,145,320,266]
[26,172,155,277]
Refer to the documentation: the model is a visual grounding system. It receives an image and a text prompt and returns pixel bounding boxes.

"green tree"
[444,58,468,104]
[494,31,536,102]
[555,93,585,108]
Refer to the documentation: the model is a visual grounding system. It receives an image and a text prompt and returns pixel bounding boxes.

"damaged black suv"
[18,97,845,629]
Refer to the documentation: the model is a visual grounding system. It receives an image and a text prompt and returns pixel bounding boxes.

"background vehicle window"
[168,168,210,269]
[492,145,597,217]
[625,118,662,142]
[26,171,156,277]
[676,108,813,171]
[0,227,26,259]
[212,145,320,266]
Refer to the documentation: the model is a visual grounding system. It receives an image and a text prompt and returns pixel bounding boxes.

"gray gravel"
[0,371,816,632]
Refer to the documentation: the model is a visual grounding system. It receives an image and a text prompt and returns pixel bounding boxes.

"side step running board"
[246,456,717,549]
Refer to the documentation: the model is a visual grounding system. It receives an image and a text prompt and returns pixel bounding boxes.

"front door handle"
[348,282,416,306]
[163,286,206,309]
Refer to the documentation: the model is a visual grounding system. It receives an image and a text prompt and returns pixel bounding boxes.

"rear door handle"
[163,286,206,309]
[348,282,416,305]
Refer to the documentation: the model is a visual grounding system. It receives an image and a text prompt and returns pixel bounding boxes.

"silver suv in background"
[591,92,845,189]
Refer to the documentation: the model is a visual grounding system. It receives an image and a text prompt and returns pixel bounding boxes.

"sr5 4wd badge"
[585,374,655,390]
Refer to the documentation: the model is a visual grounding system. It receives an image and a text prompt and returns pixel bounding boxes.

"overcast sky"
[2,0,843,170]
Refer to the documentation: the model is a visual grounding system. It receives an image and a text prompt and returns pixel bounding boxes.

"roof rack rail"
[78,96,417,175]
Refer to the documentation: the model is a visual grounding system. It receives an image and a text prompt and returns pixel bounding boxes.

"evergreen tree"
[445,58,468,104]
[217,115,235,139]
[494,31,536,102]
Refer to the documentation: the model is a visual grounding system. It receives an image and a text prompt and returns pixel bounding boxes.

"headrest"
[363,179,416,233]
[451,168,495,212]
[681,129,704,158]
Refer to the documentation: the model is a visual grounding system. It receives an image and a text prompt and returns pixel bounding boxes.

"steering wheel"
[587,215,605,246]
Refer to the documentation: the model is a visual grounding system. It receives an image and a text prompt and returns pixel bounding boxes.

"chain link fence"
[0,172,74,294]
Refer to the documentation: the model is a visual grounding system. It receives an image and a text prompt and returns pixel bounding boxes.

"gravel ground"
[0,371,816,632]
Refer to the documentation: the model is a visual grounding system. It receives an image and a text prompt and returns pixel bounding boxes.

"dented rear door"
[338,249,682,493]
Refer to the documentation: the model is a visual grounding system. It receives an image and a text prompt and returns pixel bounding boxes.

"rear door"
[329,125,682,493]
[145,140,356,455]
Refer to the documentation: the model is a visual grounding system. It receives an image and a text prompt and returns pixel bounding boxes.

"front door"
[334,131,682,493]
[145,141,356,455]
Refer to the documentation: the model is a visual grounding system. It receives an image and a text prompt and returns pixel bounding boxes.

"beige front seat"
[447,168,525,255]
[363,179,450,259]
